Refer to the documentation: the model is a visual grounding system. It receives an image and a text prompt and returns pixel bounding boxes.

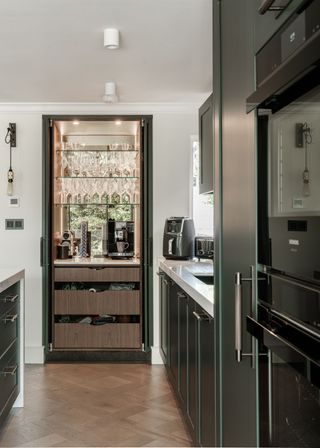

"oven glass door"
[247,315,320,447]
[258,82,320,284]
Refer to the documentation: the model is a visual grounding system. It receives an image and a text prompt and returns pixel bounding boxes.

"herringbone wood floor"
[0,364,192,447]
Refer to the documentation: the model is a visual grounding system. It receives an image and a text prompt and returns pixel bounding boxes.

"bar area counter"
[54,257,141,266]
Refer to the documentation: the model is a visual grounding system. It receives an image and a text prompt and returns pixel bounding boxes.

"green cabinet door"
[159,272,170,364]
[169,282,179,386]
[178,289,188,408]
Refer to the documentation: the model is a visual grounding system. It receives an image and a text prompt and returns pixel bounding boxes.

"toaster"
[195,236,214,260]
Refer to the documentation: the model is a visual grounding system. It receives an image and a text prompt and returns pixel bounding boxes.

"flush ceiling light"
[72,120,80,126]
[115,120,122,126]
[104,28,120,49]
[102,82,118,103]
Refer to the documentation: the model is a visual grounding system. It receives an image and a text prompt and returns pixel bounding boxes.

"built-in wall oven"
[246,1,320,446]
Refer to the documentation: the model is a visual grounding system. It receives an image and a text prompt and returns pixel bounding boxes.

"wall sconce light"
[4,123,16,196]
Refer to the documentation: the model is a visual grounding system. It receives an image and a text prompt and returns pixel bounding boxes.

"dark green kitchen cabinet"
[187,298,197,434]
[159,270,215,446]
[177,290,188,407]
[196,305,215,447]
[159,272,171,365]
[199,94,214,194]
[169,282,179,385]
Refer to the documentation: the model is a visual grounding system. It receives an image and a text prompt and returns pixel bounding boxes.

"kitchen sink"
[193,274,214,285]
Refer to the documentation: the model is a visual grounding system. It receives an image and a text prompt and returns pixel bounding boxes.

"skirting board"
[151,346,164,365]
[45,350,151,363]
[25,346,45,364]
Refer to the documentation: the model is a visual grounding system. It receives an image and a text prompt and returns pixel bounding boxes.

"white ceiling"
[0,0,212,103]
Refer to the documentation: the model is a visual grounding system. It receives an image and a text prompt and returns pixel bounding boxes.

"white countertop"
[54,257,140,267]
[0,268,25,294]
[159,258,214,317]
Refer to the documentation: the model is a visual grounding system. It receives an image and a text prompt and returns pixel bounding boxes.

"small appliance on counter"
[57,244,69,259]
[163,217,195,260]
[107,220,134,259]
[195,236,214,260]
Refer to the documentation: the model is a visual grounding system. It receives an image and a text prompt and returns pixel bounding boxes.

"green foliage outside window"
[69,205,133,255]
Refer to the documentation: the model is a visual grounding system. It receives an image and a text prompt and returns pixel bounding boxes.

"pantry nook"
[42,116,153,361]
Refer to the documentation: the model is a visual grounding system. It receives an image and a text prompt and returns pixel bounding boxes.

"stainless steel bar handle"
[235,272,243,363]
[2,365,18,376]
[1,294,18,303]
[258,0,285,15]
[4,314,18,323]
[250,265,256,369]
[193,311,201,321]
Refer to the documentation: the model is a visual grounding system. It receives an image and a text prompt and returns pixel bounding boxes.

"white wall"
[0,104,197,363]
[0,113,43,362]
[152,113,197,362]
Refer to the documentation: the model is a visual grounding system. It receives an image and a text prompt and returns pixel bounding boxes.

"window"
[191,140,214,236]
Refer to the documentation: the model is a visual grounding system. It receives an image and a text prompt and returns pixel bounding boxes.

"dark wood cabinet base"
[45,350,151,363]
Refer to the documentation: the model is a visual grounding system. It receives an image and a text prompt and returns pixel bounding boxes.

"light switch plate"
[292,198,303,209]
[8,197,20,207]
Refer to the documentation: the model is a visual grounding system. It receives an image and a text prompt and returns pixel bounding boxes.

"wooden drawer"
[54,267,140,282]
[0,339,18,417]
[54,323,140,349]
[0,303,19,358]
[0,285,19,318]
[54,290,140,315]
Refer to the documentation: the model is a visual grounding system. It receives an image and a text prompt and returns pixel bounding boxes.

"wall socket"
[5,219,24,230]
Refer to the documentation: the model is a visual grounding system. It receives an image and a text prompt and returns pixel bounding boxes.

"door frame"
[42,114,153,357]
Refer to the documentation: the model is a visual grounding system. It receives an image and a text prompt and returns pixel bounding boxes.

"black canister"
[57,244,69,259]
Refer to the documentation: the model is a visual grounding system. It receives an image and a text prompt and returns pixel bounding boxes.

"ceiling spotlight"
[102,82,118,103]
[115,120,122,126]
[72,120,80,126]
[104,28,120,49]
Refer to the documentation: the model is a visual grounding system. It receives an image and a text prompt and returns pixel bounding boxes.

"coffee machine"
[106,220,134,259]
[163,217,195,260]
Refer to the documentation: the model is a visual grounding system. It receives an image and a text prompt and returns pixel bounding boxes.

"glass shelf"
[54,203,140,207]
[55,176,139,179]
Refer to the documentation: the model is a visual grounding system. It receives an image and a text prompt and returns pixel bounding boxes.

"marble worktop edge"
[158,258,214,317]
[0,269,25,294]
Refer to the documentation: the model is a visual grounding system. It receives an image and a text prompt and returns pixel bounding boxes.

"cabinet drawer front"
[0,285,19,318]
[54,290,140,315]
[54,267,140,282]
[54,323,140,349]
[0,304,19,358]
[0,340,18,415]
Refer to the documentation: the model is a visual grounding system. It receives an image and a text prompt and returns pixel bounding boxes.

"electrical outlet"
[5,219,24,230]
